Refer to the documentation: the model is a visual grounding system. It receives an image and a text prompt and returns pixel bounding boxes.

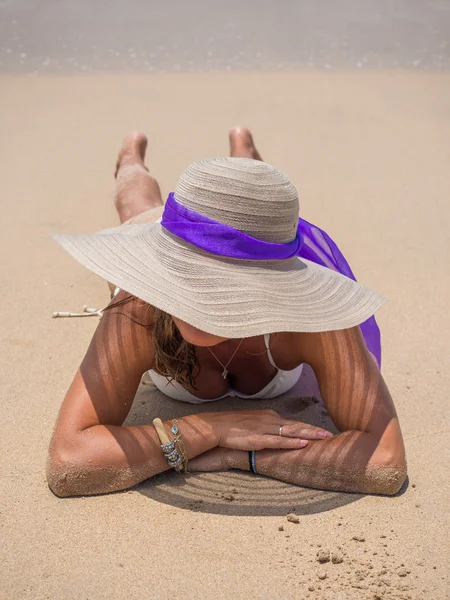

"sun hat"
[53,157,385,359]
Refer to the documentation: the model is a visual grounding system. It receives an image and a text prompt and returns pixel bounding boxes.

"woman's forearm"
[47,413,221,497]
[227,430,407,496]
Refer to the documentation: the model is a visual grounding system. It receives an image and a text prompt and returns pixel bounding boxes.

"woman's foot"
[114,131,149,178]
[229,126,263,161]
[113,131,163,223]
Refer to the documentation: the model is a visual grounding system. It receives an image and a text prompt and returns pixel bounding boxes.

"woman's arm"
[47,294,326,497]
[218,327,407,495]
[47,295,223,496]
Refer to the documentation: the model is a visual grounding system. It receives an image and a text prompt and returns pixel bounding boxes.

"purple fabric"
[297,218,381,367]
[162,193,303,260]
[161,193,381,367]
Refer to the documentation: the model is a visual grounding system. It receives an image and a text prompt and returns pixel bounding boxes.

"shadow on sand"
[128,365,369,516]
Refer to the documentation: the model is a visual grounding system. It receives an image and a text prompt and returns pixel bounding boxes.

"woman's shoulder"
[271,327,368,371]
[103,290,155,327]
[89,290,155,372]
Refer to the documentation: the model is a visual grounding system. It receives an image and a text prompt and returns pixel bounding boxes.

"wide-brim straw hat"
[54,157,385,337]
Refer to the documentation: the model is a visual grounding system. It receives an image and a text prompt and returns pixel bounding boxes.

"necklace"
[207,338,244,379]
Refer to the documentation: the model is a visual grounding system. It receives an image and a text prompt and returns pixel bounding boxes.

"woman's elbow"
[46,445,87,498]
[364,445,408,496]
[364,462,407,496]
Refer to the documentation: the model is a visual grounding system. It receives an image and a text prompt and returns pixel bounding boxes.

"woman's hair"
[102,294,199,389]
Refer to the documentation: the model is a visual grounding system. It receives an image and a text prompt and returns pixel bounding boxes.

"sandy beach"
[0,68,448,599]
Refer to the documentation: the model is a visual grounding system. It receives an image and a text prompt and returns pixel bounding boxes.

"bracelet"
[153,418,184,471]
[248,450,257,474]
[170,419,189,473]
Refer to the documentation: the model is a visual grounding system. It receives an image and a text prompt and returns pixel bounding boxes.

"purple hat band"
[161,192,303,261]
[161,192,382,367]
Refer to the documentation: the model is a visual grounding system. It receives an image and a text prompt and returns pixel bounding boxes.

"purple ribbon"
[162,192,303,260]
[161,192,382,367]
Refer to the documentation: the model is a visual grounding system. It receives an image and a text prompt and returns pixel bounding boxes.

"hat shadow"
[126,365,364,516]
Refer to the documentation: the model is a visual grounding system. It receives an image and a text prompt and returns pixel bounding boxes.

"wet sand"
[0,70,449,599]
[1,0,450,73]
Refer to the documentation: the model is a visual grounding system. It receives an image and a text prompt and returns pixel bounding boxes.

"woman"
[47,127,406,497]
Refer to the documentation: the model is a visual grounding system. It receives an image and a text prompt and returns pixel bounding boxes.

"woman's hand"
[213,409,333,451]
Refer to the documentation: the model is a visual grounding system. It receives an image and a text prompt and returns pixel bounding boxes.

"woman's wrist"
[177,412,224,451]
[188,411,228,447]
[223,448,249,471]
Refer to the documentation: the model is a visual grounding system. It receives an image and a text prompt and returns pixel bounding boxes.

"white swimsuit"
[111,288,303,403]
[148,333,303,404]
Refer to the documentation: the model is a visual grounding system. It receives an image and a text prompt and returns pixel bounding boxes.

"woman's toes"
[229,126,262,160]
[229,125,253,149]
[115,131,148,178]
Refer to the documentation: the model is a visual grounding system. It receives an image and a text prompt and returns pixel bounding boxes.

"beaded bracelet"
[153,418,189,472]
[153,418,184,471]
[170,419,189,473]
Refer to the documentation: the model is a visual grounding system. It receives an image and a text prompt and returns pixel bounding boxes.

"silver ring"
[279,426,283,437]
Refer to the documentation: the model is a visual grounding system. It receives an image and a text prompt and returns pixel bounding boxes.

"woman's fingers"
[280,422,333,440]
[217,410,333,451]
[254,436,309,450]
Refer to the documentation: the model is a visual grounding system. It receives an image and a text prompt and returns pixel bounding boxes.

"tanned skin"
[47,128,406,497]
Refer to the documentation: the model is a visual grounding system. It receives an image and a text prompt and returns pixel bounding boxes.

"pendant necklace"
[207,338,244,379]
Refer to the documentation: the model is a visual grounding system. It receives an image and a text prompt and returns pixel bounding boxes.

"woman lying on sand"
[48,128,406,497]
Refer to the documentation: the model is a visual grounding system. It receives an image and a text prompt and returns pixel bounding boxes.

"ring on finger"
[279,426,283,437]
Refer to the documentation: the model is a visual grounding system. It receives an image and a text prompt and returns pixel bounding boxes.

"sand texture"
[0,71,449,599]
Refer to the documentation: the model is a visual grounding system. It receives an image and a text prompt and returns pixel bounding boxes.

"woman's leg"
[108,132,164,296]
[114,127,262,225]
[229,126,263,161]
[114,132,163,224]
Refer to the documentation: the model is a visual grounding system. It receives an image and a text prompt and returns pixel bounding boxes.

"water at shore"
[0,0,449,74]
